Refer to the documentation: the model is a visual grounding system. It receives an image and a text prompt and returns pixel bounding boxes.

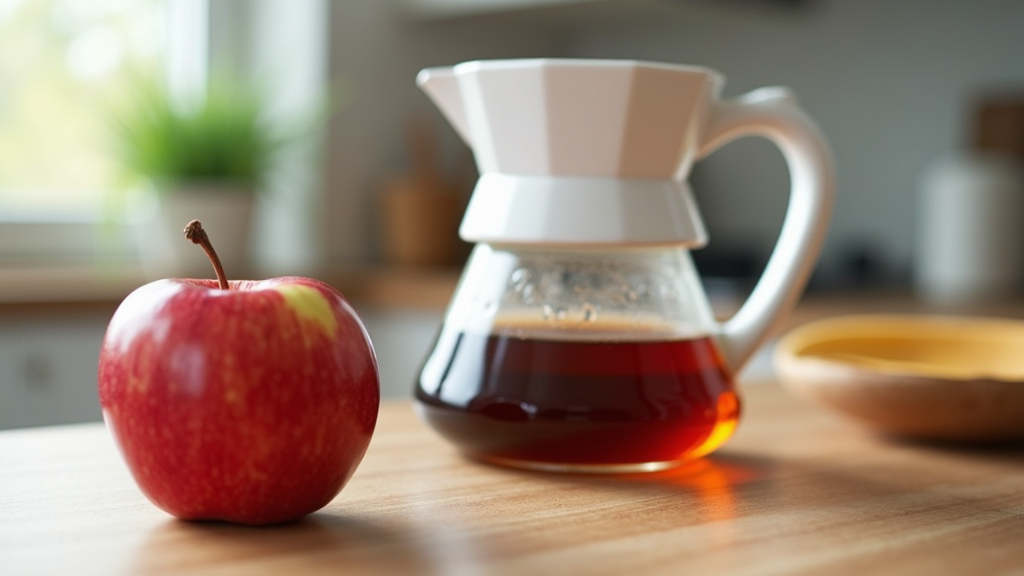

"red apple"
[98,221,379,525]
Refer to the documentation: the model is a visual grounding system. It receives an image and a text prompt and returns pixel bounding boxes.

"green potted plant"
[113,75,283,276]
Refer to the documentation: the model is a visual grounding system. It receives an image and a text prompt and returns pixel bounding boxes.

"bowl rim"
[774,313,1024,383]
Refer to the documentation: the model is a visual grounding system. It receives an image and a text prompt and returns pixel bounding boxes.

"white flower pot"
[134,183,256,279]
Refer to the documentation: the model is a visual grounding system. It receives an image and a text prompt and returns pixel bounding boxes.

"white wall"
[559,0,1024,284]
[324,1,561,265]
[207,0,330,276]
[323,0,1024,286]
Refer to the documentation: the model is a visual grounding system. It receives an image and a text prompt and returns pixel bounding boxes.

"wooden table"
[3,384,1023,576]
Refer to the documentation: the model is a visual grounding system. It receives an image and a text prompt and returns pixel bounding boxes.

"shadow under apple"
[133,512,432,575]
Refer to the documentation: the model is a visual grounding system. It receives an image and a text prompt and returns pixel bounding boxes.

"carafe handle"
[698,87,835,374]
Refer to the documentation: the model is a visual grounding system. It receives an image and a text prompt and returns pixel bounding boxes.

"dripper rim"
[449,57,724,84]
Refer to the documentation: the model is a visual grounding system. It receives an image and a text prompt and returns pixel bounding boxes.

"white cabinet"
[359,308,443,400]
[403,0,689,22]
[0,308,110,429]
[0,304,442,430]
[406,0,598,19]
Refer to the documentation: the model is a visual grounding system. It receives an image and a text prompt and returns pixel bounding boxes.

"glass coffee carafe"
[414,59,834,473]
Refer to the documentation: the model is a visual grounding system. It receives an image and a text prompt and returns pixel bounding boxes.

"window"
[0,0,327,274]
[0,0,170,218]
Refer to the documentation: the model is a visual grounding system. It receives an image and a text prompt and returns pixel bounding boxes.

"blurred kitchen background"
[2,0,1023,428]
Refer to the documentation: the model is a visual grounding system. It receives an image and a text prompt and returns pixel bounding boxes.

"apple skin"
[98,276,379,525]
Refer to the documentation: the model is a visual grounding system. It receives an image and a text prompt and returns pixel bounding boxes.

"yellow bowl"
[773,314,1024,441]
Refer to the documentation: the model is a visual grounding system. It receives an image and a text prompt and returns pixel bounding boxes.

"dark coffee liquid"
[415,327,740,469]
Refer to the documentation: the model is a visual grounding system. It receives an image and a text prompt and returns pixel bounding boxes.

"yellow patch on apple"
[274,284,339,338]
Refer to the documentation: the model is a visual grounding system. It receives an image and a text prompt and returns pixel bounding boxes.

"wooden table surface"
[3,383,1023,576]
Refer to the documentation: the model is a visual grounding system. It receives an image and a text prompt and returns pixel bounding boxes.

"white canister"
[915,152,1024,304]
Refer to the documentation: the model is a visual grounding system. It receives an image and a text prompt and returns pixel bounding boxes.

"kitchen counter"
[0,264,463,311]
[3,384,1023,575]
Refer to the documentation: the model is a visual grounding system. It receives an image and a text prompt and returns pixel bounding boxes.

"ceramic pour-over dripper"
[417,59,714,247]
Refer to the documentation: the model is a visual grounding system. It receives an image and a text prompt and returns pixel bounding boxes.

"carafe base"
[415,396,740,475]
[473,454,686,474]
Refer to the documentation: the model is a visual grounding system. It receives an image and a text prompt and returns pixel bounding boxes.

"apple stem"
[184,220,230,290]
